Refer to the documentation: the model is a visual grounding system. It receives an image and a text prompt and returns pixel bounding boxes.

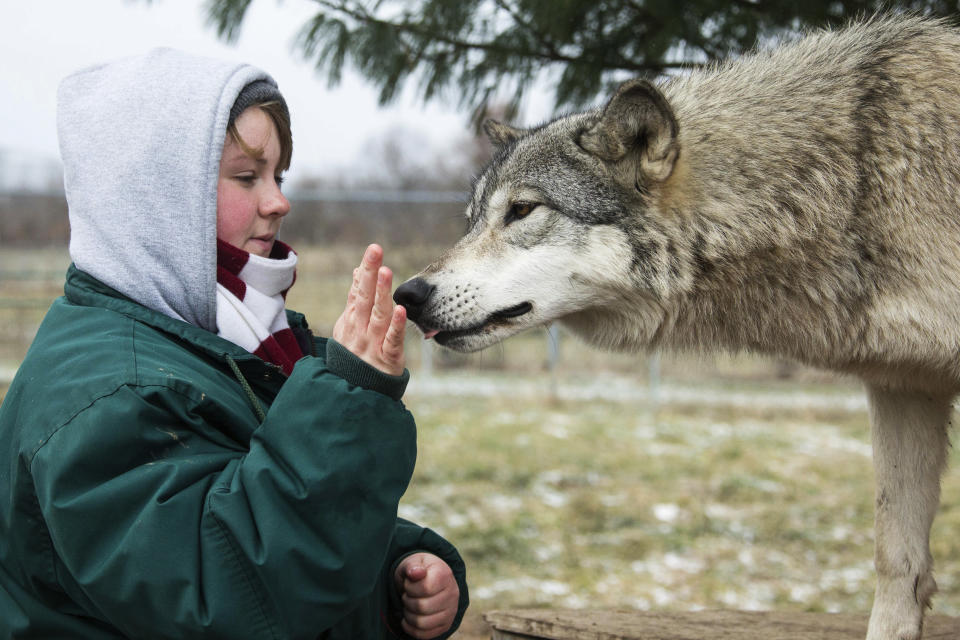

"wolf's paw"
[865,622,922,640]
[866,575,934,640]
[866,607,922,640]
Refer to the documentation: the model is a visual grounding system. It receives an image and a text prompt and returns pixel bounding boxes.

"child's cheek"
[216,182,252,243]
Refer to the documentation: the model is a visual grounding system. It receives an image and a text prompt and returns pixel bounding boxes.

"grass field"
[2,245,959,638]
[403,385,960,637]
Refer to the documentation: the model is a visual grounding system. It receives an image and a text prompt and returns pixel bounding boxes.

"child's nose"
[261,186,290,217]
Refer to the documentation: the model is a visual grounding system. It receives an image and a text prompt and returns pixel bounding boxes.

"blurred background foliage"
[202,0,960,124]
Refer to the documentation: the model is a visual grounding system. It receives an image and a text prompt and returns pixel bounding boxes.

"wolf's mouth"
[431,302,533,346]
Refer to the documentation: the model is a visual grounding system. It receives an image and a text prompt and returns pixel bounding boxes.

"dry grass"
[401,386,960,638]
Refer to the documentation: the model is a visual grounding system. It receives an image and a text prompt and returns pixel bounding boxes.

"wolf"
[393,14,960,640]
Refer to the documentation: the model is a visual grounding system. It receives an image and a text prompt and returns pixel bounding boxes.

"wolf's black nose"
[393,278,435,321]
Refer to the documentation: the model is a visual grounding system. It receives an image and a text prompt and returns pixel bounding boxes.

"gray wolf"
[393,15,960,640]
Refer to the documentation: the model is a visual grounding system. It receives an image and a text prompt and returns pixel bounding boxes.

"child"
[0,48,467,639]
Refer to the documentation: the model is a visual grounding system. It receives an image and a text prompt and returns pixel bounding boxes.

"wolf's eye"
[506,202,538,225]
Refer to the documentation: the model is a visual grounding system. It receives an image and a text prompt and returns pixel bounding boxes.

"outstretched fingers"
[351,244,383,327]
[369,266,394,335]
[382,305,407,367]
[332,244,407,376]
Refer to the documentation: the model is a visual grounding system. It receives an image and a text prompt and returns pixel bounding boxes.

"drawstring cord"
[225,354,266,423]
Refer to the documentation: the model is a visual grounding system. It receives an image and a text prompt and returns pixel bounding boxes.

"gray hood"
[58,48,278,332]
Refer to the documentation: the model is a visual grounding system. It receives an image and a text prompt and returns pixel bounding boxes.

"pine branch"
[307,0,697,73]
[492,0,564,60]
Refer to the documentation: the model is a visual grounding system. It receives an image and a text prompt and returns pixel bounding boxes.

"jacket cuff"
[325,339,409,401]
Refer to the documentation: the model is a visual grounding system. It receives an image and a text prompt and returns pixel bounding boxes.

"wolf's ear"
[483,119,524,147]
[578,79,679,184]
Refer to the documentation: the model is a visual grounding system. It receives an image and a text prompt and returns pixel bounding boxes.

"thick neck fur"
[580,17,960,392]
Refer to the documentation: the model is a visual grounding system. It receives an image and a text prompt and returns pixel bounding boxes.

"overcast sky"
[0,0,550,185]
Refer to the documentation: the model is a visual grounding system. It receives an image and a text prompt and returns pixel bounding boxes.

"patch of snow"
[652,503,681,523]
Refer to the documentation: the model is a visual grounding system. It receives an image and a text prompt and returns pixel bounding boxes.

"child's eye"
[235,175,256,185]
[275,175,285,188]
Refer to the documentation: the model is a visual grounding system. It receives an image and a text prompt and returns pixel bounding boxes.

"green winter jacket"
[0,266,468,639]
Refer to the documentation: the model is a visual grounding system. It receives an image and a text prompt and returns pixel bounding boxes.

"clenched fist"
[394,553,460,639]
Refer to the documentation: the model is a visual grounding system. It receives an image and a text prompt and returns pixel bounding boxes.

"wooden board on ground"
[483,609,960,640]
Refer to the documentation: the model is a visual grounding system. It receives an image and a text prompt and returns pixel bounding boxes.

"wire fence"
[0,262,674,407]
[0,266,63,367]
[0,192,825,403]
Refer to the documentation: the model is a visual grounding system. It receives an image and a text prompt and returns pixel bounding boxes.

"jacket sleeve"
[29,355,417,640]
[384,519,470,640]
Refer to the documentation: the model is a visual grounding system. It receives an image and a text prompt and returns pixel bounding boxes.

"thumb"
[402,563,428,583]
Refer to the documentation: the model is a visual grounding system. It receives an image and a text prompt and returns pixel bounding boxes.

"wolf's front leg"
[865,385,951,640]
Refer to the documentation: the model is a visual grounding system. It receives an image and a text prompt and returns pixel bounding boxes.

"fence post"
[420,336,434,377]
[547,324,560,399]
[648,351,661,412]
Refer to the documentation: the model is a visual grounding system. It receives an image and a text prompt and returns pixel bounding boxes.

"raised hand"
[332,244,407,376]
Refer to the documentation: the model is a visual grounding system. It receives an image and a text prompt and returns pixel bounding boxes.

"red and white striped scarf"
[216,239,303,375]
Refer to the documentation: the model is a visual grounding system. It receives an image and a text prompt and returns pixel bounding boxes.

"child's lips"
[248,235,276,255]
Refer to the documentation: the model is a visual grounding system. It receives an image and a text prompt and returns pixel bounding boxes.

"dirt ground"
[453,611,492,639]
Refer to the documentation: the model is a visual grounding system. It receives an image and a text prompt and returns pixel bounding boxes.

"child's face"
[217,107,290,257]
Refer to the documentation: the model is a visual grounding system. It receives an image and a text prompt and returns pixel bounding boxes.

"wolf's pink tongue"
[423,329,440,340]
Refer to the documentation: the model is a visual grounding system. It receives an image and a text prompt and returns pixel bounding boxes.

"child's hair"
[227,100,293,172]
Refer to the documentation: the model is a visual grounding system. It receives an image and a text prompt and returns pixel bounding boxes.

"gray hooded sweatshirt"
[58,48,275,332]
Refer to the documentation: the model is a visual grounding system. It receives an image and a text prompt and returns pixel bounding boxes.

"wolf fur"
[393,14,960,640]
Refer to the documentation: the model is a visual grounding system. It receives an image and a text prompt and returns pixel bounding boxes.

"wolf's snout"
[392,278,435,321]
